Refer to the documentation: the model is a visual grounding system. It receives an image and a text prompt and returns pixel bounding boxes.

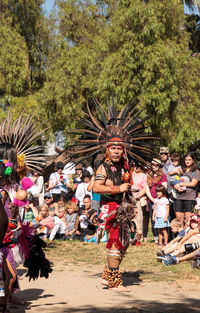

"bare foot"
[101,279,108,286]
[109,285,131,292]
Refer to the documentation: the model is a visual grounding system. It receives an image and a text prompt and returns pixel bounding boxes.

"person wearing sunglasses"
[159,147,172,177]
[48,162,70,203]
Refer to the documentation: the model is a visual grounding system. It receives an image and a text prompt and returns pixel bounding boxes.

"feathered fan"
[66,98,158,166]
[0,111,47,173]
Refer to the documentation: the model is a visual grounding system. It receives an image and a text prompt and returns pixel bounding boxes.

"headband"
[106,136,124,148]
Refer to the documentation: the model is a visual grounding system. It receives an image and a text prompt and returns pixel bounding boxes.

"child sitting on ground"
[161,219,200,266]
[49,207,66,241]
[65,201,79,240]
[54,196,66,216]
[158,218,188,257]
[37,205,49,240]
[165,215,200,258]
[152,185,169,246]
[168,153,185,195]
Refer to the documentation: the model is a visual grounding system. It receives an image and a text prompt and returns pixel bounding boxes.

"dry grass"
[45,239,200,282]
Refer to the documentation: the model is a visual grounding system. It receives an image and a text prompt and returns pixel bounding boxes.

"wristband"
[110,186,120,194]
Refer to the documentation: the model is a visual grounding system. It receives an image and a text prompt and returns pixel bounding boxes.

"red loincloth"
[104,202,124,251]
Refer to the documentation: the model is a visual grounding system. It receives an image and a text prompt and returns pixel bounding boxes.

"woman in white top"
[29,170,44,207]
[48,162,70,203]
[75,170,92,208]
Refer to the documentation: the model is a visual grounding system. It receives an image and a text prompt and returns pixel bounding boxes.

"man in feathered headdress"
[67,98,157,291]
[93,135,133,291]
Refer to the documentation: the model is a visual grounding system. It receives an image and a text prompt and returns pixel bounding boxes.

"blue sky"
[184,0,200,15]
[42,0,55,16]
[42,0,199,17]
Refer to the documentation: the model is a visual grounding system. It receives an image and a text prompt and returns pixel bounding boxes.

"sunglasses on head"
[151,163,160,167]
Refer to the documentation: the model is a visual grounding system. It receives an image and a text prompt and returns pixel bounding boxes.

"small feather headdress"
[0,111,47,173]
[67,98,158,166]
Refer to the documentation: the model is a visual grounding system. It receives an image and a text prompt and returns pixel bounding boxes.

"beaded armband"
[110,186,120,194]
[95,174,106,181]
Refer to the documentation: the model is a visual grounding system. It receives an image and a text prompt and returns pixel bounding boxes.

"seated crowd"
[24,148,200,269]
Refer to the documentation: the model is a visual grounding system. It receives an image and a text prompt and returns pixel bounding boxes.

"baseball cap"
[44,192,52,199]
[160,147,169,154]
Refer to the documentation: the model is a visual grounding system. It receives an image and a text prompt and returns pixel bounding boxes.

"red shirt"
[150,173,167,198]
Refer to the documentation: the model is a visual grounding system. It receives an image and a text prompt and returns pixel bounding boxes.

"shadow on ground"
[93,270,145,286]
[13,288,67,313]
[26,297,200,313]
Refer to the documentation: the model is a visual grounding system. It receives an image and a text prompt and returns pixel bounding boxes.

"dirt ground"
[13,265,200,313]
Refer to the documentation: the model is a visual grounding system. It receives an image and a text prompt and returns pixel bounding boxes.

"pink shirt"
[131,172,147,197]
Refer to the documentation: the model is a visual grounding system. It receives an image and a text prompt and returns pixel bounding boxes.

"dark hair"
[182,152,197,173]
[0,143,17,170]
[58,196,66,203]
[82,170,91,178]
[56,161,64,169]
[0,162,6,178]
[83,195,91,201]
[156,185,166,195]
[171,152,180,162]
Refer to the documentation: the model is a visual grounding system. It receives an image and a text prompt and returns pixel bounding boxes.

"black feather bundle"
[23,235,53,281]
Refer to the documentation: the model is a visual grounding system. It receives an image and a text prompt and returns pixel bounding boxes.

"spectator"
[160,147,177,241]
[194,192,200,212]
[24,202,39,224]
[54,196,66,216]
[152,185,170,246]
[82,195,97,226]
[29,170,44,207]
[146,158,167,243]
[44,192,55,216]
[173,152,200,226]
[75,170,92,207]
[73,163,83,190]
[37,205,49,239]
[159,146,172,178]
[168,153,185,195]
[49,207,66,241]
[48,162,70,203]
[76,195,97,241]
[65,201,79,240]
[131,162,148,243]
[84,215,98,243]
[87,173,100,212]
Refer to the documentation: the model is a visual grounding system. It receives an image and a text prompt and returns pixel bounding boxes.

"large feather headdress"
[67,98,157,166]
[0,111,47,173]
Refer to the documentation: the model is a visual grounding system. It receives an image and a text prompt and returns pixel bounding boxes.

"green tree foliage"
[0,0,200,151]
[0,0,50,131]
[41,0,200,151]
[0,0,50,92]
[0,20,29,98]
